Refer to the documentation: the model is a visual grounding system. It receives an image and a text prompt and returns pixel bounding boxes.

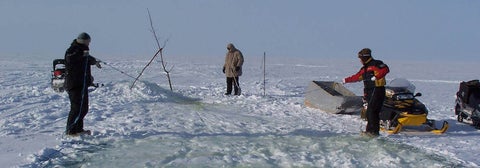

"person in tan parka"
[223,43,244,95]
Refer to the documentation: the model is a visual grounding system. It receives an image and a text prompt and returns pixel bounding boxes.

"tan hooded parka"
[224,43,244,77]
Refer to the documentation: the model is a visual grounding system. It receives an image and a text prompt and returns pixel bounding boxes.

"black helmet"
[358,48,372,57]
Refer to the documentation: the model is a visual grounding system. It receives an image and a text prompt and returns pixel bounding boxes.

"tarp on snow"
[304,81,363,114]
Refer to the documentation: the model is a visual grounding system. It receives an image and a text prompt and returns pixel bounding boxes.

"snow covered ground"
[1,54,479,167]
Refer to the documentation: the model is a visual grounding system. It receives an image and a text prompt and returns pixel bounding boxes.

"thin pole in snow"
[263,52,266,97]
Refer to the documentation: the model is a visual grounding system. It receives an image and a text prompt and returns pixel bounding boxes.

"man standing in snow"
[223,43,244,95]
[64,32,102,136]
[343,48,389,137]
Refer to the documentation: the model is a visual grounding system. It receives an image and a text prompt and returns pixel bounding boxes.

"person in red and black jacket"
[343,48,389,136]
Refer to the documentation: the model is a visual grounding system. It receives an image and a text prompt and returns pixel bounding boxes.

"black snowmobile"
[51,59,66,92]
[455,80,480,128]
[378,78,449,134]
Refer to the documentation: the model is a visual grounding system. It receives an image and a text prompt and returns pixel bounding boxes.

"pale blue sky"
[1,0,479,61]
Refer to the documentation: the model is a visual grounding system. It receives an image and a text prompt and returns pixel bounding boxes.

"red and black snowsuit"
[344,57,389,135]
[64,40,98,135]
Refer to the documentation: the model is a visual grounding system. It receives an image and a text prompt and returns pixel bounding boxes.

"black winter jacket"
[64,40,97,91]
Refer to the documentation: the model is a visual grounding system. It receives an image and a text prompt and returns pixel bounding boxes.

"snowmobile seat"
[53,59,65,68]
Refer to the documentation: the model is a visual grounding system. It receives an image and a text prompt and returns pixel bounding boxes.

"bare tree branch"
[130,8,174,91]
[148,8,174,91]
[130,48,162,89]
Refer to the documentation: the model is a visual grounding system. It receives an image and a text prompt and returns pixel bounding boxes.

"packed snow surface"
[1,55,479,167]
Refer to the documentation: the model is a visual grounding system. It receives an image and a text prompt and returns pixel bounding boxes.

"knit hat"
[76,32,91,45]
[358,48,372,57]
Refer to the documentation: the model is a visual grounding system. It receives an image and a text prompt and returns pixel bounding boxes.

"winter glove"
[371,76,376,81]
[235,66,240,71]
[363,102,368,108]
[95,61,102,69]
[342,78,346,84]
[222,67,225,74]
[89,76,95,86]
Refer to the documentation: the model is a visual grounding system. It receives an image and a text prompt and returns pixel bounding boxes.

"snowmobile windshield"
[394,93,415,101]
[387,78,416,93]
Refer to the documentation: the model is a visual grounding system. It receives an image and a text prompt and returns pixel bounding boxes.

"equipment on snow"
[305,81,363,114]
[455,80,480,128]
[377,78,449,134]
[51,58,102,93]
[51,59,66,92]
[234,76,241,95]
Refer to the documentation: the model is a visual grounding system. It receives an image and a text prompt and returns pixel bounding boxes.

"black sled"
[375,78,448,134]
[455,80,480,128]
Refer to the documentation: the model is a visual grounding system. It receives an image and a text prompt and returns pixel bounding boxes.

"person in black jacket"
[343,48,390,137]
[64,32,101,135]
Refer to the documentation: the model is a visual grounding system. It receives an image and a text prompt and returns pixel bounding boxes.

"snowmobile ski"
[381,120,449,135]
